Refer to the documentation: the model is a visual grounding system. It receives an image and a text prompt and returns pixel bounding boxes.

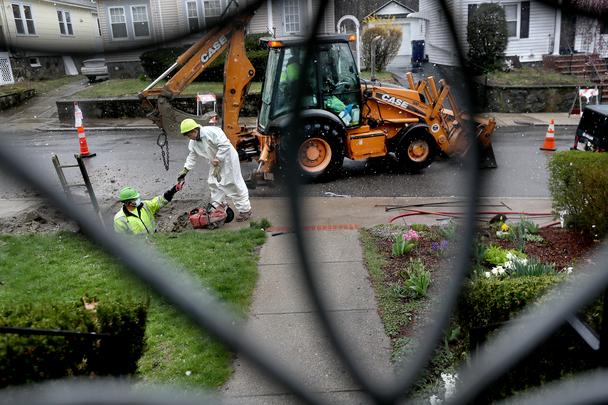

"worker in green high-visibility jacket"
[113,185,180,235]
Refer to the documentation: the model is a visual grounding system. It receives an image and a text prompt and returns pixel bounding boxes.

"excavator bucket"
[475,117,498,169]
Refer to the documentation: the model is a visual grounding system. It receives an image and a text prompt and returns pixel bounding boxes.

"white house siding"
[2,0,101,53]
[248,2,270,34]
[453,0,557,63]
[419,0,458,66]
[504,1,555,62]
[321,0,335,34]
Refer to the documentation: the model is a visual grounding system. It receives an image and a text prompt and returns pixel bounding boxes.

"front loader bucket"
[476,117,497,169]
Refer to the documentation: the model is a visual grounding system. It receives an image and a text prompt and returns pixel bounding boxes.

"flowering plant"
[392,229,419,256]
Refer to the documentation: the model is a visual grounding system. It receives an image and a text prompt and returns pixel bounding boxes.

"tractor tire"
[396,131,437,173]
[279,122,344,180]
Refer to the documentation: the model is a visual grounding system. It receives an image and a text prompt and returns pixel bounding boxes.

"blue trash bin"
[411,40,425,67]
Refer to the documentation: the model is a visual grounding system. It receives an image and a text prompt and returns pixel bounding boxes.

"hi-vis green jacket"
[113,196,168,235]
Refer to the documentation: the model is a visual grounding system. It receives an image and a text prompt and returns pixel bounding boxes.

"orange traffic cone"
[77,126,96,158]
[540,119,557,151]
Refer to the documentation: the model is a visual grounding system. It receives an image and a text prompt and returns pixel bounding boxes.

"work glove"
[163,184,180,202]
[177,167,189,182]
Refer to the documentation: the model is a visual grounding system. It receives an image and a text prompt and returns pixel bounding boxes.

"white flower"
[564,266,573,274]
[185,370,192,376]
[441,372,458,399]
[484,271,491,278]
[429,394,443,405]
[497,266,506,275]
[491,268,499,275]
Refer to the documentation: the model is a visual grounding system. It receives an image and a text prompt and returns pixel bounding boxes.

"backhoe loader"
[139,13,497,183]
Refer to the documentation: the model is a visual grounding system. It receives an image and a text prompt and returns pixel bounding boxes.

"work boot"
[236,209,252,222]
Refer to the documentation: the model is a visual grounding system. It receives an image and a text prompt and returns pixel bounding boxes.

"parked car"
[80,58,108,82]
[572,105,608,152]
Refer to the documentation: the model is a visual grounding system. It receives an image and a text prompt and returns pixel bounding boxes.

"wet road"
[0,125,576,200]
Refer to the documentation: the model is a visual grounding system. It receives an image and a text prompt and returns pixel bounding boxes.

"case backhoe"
[139,14,497,183]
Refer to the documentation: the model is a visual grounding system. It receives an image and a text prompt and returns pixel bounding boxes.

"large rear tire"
[280,122,344,179]
[396,132,437,173]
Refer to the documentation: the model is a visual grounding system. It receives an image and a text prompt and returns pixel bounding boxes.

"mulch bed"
[372,225,600,341]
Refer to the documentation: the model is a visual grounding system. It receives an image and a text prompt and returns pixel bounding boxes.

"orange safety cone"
[77,125,96,158]
[74,103,96,158]
[540,119,557,151]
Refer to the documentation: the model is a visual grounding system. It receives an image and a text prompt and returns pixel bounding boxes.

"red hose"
[388,209,554,223]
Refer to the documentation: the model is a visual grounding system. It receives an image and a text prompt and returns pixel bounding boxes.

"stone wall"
[10,56,66,80]
[475,84,578,113]
[0,89,36,110]
[107,61,146,79]
[57,93,261,123]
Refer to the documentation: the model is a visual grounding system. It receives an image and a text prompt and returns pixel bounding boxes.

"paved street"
[0,125,576,201]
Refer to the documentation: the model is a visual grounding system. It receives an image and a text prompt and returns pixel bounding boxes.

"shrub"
[0,298,148,387]
[466,3,508,75]
[458,274,602,402]
[361,19,402,71]
[139,33,268,83]
[548,151,608,239]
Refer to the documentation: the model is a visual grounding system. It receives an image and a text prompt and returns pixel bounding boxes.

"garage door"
[397,22,412,56]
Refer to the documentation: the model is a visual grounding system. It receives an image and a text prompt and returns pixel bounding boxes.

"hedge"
[458,275,603,402]
[548,151,608,238]
[140,33,268,82]
[0,298,147,387]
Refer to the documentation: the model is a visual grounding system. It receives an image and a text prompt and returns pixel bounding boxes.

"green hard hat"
[180,118,199,134]
[118,186,140,202]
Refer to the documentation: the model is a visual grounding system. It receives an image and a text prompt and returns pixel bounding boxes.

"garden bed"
[362,220,600,400]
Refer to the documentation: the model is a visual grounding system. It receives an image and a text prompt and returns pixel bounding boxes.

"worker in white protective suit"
[177,116,252,222]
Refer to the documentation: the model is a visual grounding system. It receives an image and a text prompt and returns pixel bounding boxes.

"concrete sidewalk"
[221,230,393,404]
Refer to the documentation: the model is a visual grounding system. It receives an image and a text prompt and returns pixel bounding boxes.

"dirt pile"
[0,205,79,234]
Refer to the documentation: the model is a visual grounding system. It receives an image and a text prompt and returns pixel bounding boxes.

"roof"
[364,1,416,19]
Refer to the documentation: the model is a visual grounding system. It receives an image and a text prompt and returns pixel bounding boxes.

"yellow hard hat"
[180,118,199,134]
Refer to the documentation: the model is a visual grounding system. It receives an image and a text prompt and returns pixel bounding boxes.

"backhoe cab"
[252,35,497,180]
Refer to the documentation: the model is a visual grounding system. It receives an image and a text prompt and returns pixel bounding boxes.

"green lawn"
[359,70,396,82]
[75,79,263,98]
[0,75,84,96]
[0,229,266,388]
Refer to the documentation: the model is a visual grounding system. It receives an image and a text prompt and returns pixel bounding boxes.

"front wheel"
[396,132,436,173]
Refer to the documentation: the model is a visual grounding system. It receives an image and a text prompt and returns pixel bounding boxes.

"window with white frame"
[283,0,300,34]
[109,7,128,38]
[131,5,150,37]
[503,3,518,38]
[204,0,221,17]
[12,3,36,35]
[186,1,199,33]
[57,10,73,36]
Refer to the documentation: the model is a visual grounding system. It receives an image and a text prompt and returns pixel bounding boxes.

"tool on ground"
[139,4,497,180]
[540,119,557,151]
[188,204,234,230]
[52,154,104,227]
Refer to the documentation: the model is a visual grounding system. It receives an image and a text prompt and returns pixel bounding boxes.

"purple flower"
[432,240,449,251]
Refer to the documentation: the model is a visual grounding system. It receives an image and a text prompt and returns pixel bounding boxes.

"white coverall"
[184,125,251,213]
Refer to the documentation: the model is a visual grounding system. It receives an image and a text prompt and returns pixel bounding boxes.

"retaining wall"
[0,89,36,110]
[57,93,261,123]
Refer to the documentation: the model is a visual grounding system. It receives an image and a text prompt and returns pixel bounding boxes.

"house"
[573,16,608,57]
[95,0,337,78]
[362,0,424,68]
[414,0,563,66]
[0,0,103,82]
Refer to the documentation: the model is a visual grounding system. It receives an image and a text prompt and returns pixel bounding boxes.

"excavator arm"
[139,14,255,146]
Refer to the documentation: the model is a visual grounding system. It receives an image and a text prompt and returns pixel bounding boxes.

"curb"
[42,126,158,132]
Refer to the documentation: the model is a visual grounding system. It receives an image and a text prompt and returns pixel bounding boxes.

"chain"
[156,131,170,171]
